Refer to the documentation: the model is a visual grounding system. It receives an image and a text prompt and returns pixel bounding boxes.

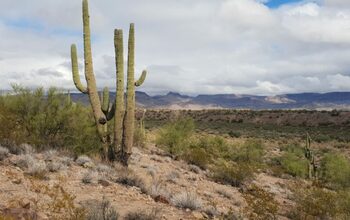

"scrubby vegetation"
[1,85,350,219]
[0,85,100,155]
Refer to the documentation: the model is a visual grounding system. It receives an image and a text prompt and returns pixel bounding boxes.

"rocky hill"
[71,91,350,110]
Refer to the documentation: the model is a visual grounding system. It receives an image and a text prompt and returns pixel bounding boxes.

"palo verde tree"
[71,0,147,166]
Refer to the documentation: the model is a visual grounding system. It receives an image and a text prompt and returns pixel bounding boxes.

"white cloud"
[0,0,350,95]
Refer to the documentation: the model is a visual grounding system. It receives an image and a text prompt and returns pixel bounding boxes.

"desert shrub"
[232,139,265,167]
[115,170,146,190]
[210,161,254,187]
[0,146,9,161]
[0,85,100,155]
[124,209,160,220]
[166,171,180,183]
[30,181,86,220]
[216,188,233,199]
[96,164,111,174]
[320,153,350,189]
[171,191,202,210]
[27,160,47,179]
[47,161,65,172]
[242,184,279,220]
[85,197,119,220]
[134,122,146,148]
[290,186,339,219]
[59,156,74,166]
[337,190,350,218]
[279,152,308,178]
[76,155,93,167]
[82,171,95,184]
[156,118,195,155]
[143,178,170,199]
[182,147,210,169]
[195,135,229,157]
[5,143,34,155]
[15,154,35,169]
[271,144,309,178]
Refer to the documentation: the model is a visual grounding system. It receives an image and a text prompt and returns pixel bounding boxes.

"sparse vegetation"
[156,117,195,155]
[115,170,146,190]
[26,160,47,179]
[289,186,350,220]
[82,171,95,184]
[85,197,119,220]
[124,209,160,220]
[211,160,254,187]
[320,153,350,189]
[0,146,9,161]
[76,155,93,167]
[242,184,279,220]
[171,191,202,210]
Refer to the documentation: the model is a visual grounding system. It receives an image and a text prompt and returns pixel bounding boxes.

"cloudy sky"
[1,0,350,95]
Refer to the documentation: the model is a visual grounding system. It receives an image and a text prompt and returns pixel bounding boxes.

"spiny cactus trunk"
[113,29,125,160]
[305,133,317,180]
[120,24,136,166]
[71,0,111,160]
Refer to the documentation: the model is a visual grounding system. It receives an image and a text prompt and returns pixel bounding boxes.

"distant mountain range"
[70,91,350,110]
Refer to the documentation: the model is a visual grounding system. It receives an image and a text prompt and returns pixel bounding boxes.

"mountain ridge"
[70,91,350,110]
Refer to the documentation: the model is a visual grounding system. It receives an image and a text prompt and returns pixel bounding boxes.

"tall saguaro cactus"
[113,29,125,157]
[119,24,147,165]
[71,0,147,166]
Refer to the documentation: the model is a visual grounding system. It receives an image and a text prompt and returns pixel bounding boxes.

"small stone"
[12,179,22,184]
[192,211,203,219]
[154,195,169,204]
[98,179,110,187]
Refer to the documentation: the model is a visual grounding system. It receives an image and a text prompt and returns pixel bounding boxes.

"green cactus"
[71,0,115,160]
[119,23,147,166]
[140,109,146,139]
[304,133,318,179]
[113,29,125,157]
[71,0,147,165]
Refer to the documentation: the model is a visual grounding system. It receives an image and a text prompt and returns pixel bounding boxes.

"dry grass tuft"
[171,191,203,210]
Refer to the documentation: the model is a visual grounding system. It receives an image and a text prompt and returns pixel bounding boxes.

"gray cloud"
[0,0,350,95]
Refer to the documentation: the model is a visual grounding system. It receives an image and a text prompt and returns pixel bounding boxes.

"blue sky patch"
[265,0,303,8]
[1,17,44,31]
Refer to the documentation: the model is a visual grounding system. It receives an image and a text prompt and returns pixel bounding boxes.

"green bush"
[232,139,265,167]
[182,147,210,169]
[194,135,230,159]
[0,85,100,155]
[320,153,350,189]
[290,186,338,219]
[210,161,254,187]
[290,186,350,220]
[134,122,146,148]
[155,117,195,155]
[279,152,308,178]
